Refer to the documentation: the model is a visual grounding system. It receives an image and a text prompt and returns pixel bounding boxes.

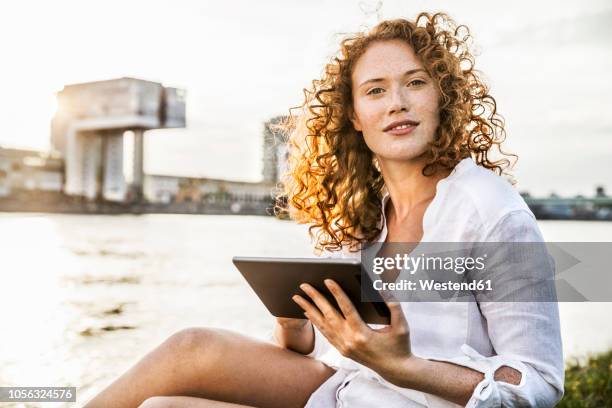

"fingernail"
[299,283,307,290]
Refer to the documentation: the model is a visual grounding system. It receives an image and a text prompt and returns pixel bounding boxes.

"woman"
[84,12,564,408]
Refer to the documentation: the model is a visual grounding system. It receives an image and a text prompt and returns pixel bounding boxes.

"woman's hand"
[292,279,414,375]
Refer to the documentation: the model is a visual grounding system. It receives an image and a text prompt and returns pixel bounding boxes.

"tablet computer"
[232,256,391,325]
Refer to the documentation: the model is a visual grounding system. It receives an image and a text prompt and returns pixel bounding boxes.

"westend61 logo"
[371,253,487,275]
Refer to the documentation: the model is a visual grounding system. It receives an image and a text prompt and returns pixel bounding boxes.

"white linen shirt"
[270,157,564,407]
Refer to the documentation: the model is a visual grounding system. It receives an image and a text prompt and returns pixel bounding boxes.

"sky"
[0,0,610,196]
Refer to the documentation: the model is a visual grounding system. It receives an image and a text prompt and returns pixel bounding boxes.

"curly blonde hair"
[274,12,516,255]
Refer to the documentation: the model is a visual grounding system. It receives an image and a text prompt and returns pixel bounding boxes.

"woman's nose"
[387,87,409,114]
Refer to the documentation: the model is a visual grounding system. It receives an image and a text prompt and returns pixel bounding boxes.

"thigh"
[139,395,257,408]
[163,328,337,408]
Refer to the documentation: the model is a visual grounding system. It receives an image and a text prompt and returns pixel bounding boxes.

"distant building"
[144,175,180,204]
[144,174,275,206]
[596,186,607,197]
[51,77,186,202]
[262,115,289,184]
[0,147,63,196]
[141,115,290,210]
[0,168,6,197]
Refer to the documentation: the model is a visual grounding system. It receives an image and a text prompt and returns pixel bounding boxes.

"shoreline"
[0,194,609,221]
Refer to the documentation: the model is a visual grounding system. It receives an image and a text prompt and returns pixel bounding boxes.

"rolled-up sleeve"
[430,342,562,407]
[431,209,565,407]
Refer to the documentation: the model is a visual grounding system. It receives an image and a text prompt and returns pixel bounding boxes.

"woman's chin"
[376,149,430,164]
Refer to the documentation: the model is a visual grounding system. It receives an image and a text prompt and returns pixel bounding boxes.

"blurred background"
[0,0,610,406]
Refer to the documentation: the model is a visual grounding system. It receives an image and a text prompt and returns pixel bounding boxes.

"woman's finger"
[292,294,324,322]
[323,279,367,329]
[299,283,343,322]
[293,295,334,340]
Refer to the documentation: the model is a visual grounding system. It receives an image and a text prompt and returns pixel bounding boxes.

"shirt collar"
[377,157,475,228]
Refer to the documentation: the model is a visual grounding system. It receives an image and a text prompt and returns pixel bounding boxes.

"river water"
[0,214,610,407]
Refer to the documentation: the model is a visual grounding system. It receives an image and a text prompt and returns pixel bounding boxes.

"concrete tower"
[51,77,186,202]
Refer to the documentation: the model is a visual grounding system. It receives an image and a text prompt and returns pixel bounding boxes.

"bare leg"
[139,395,256,407]
[84,327,336,408]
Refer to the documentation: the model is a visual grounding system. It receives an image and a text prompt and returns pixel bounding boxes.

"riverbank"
[2,190,611,220]
[0,190,275,216]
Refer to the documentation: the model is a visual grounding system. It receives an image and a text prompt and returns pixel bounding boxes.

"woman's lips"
[385,124,417,136]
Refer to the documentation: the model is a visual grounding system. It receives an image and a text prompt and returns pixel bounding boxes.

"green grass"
[558,349,611,407]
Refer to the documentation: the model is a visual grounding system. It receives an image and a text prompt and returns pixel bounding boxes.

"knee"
[138,396,175,408]
[162,327,219,359]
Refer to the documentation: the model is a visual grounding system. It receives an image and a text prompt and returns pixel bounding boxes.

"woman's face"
[350,39,441,163]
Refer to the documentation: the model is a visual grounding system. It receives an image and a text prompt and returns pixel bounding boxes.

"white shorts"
[304,367,427,408]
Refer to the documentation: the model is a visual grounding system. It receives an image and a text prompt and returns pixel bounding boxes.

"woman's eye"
[408,79,426,87]
[367,87,384,95]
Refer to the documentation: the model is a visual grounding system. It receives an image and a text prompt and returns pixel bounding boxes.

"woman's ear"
[349,107,362,132]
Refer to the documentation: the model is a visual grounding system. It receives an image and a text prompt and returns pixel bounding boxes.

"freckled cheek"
[357,110,385,133]
[415,101,440,129]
